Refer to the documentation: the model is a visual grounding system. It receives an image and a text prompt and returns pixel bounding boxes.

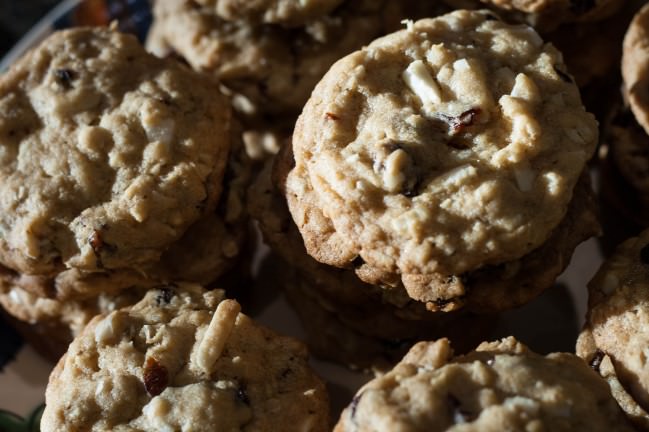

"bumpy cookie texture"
[623,3,649,137]
[209,0,344,26]
[577,229,649,429]
[287,10,597,304]
[336,337,634,432]
[0,27,230,276]
[41,285,329,432]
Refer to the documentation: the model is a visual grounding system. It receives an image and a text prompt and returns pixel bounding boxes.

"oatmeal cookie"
[287,10,598,307]
[208,0,344,26]
[147,0,448,118]
[41,284,329,431]
[441,0,622,32]
[597,104,649,252]
[248,152,494,370]
[0,284,148,361]
[623,2,649,137]
[0,105,249,306]
[263,140,598,312]
[577,229,649,429]
[148,0,385,117]
[336,337,634,431]
[0,27,231,277]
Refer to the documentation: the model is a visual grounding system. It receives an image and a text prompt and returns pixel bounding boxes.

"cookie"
[577,229,649,429]
[0,284,146,336]
[336,337,634,431]
[0,27,231,278]
[283,269,493,372]
[249,156,428,317]
[147,0,449,119]
[209,0,345,26]
[147,0,381,117]
[265,137,598,314]
[484,0,622,30]
[0,129,252,353]
[286,10,598,309]
[286,12,597,310]
[0,45,254,306]
[40,284,329,431]
[441,0,622,32]
[622,2,649,137]
[597,105,649,252]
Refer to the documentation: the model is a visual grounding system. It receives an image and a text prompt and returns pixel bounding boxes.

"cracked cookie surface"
[287,10,597,302]
[41,284,329,432]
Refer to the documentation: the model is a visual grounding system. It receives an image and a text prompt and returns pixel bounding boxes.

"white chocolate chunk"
[403,60,442,106]
[195,299,241,375]
[94,311,124,346]
[382,149,409,192]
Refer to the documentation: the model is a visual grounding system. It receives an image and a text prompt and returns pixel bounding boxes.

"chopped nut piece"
[94,311,124,345]
[403,60,442,106]
[195,299,241,375]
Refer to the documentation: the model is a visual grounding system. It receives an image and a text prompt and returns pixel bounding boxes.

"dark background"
[0,0,60,57]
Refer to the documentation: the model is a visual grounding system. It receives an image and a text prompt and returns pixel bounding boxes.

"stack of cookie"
[146,0,451,160]
[0,25,335,432]
[0,27,250,359]
[598,2,649,251]
[577,229,649,429]
[249,9,601,370]
[249,158,494,370]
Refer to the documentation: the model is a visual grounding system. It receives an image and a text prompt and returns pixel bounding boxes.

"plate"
[0,0,603,428]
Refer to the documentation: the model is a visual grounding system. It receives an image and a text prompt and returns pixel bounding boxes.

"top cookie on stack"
[285,10,599,312]
[0,27,235,303]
